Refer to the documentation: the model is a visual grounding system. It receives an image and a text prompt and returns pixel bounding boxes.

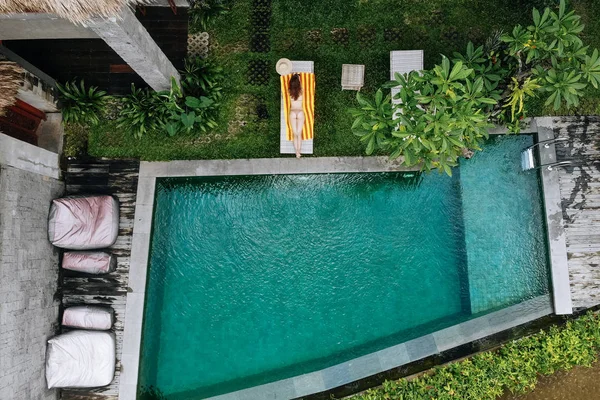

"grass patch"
[88,0,600,160]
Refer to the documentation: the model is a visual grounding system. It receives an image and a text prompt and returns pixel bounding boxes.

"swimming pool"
[138,135,549,399]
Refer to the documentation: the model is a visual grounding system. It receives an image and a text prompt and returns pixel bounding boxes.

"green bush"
[117,58,224,139]
[188,0,229,34]
[350,312,600,400]
[118,85,170,139]
[352,0,600,175]
[57,80,107,126]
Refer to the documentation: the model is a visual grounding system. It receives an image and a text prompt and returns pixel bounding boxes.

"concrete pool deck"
[119,142,570,400]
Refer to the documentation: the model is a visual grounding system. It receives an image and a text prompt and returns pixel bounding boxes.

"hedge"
[350,311,600,400]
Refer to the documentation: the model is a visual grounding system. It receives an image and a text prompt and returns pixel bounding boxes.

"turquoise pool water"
[138,135,549,399]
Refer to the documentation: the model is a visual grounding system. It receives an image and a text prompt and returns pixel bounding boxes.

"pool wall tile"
[280,158,307,174]
[201,160,241,176]
[119,383,137,400]
[136,177,156,206]
[132,204,154,234]
[332,156,365,173]
[321,362,352,388]
[206,393,240,400]
[485,296,553,332]
[119,353,140,385]
[377,343,410,370]
[124,292,145,325]
[166,160,201,176]
[405,334,439,362]
[293,372,326,397]
[251,158,281,175]
[121,322,142,357]
[348,353,383,381]
[433,318,492,352]
[303,157,331,173]
[458,315,493,341]
[139,161,169,177]
[129,232,150,293]
[235,379,297,400]
[433,325,468,352]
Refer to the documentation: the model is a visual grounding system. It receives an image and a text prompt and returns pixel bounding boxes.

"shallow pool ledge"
[202,295,553,400]
[536,117,573,315]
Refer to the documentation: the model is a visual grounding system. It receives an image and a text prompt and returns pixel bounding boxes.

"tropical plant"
[349,311,600,400]
[352,0,600,175]
[351,57,497,175]
[118,58,223,138]
[118,84,170,139]
[181,56,224,100]
[504,76,541,122]
[348,89,394,156]
[188,0,229,34]
[57,80,107,126]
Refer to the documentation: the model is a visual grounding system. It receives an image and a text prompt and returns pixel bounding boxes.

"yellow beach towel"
[281,72,315,141]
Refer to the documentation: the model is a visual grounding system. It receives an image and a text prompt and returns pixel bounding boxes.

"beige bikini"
[290,94,303,111]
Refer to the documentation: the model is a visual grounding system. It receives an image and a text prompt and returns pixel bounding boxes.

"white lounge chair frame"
[280,60,314,155]
[389,50,424,106]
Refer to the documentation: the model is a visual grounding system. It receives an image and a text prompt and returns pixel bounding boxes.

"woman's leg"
[294,111,305,157]
[290,111,302,157]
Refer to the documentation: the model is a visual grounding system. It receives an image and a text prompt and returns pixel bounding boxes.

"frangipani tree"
[350,0,600,175]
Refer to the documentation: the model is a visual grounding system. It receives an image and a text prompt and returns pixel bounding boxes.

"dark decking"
[554,116,600,310]
[4,7,188,94]
[60,159,140,400]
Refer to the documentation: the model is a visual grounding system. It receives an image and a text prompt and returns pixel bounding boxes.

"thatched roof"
[0,61,23,117]
[0,0,148,23]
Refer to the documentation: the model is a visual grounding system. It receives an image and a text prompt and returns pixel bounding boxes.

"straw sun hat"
[276,58,293,75]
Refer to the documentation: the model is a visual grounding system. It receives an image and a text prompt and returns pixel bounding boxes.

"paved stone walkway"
[0,165,63,400]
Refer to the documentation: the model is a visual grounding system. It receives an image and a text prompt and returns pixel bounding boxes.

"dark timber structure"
[3,7,188,95]
[60,159,140,400]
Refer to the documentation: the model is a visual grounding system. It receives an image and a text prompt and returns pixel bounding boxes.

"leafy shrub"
[118,85,170,139]
[351,0,600,175]
[188,0,229,34]
[62,122,89,159]
[350,311,600,400]
[117,58,224,138]
[181,56,224,101]
[57,80,106,125]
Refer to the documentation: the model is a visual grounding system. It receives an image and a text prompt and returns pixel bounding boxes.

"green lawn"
[84,0,600,161]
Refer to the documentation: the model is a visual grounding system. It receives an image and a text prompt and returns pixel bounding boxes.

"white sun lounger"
[390,50,424,106]
[280,60,314,155]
